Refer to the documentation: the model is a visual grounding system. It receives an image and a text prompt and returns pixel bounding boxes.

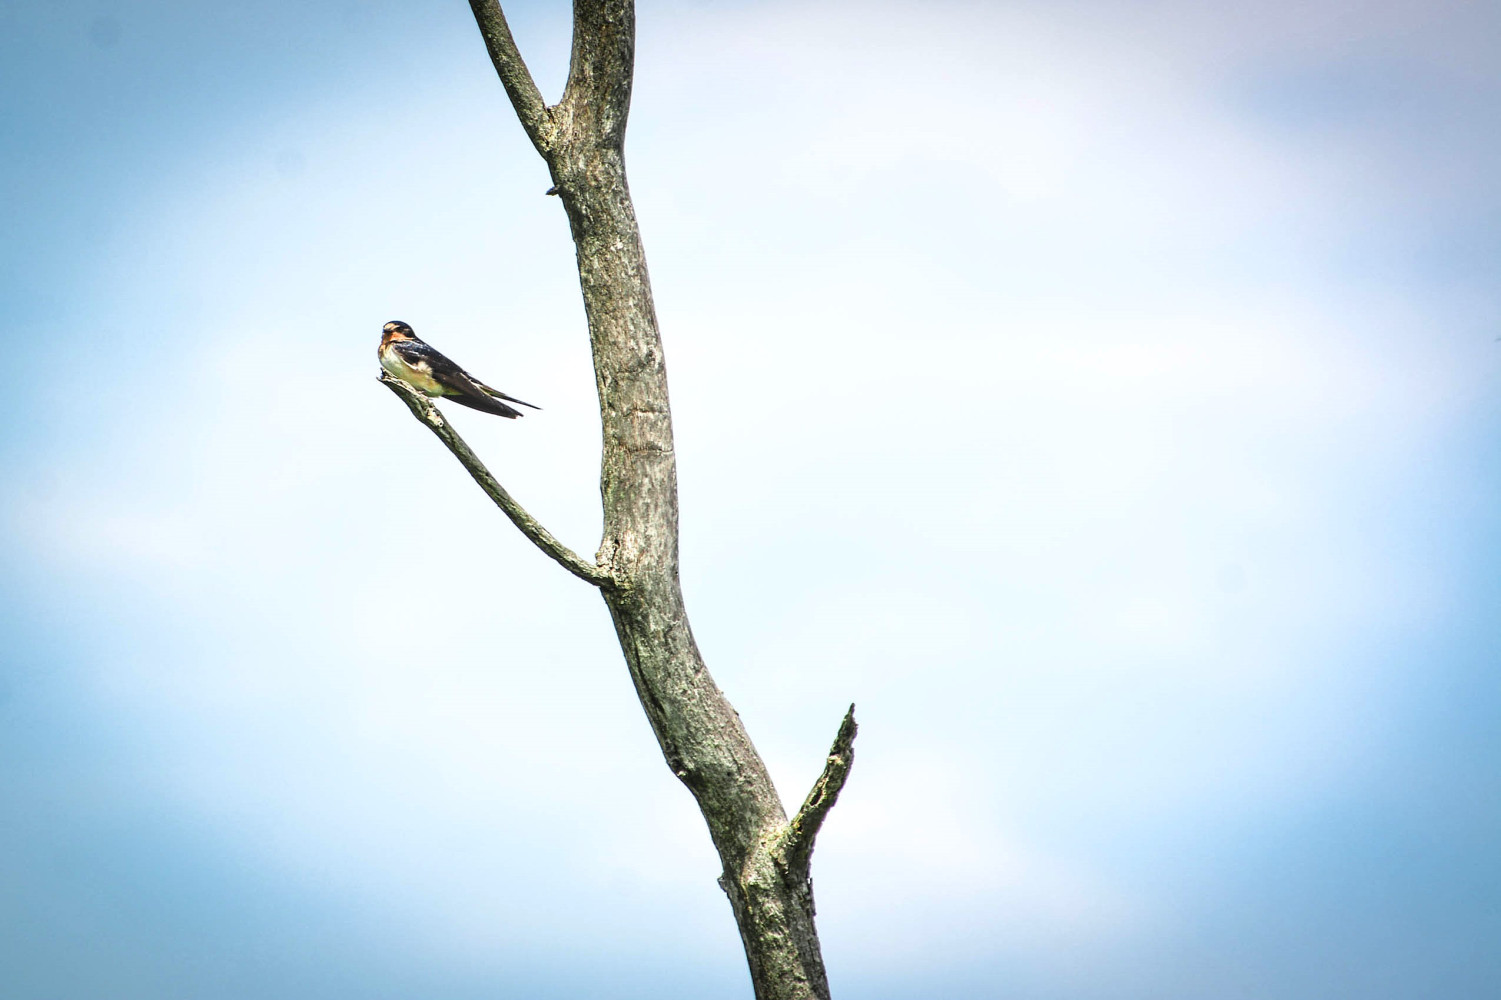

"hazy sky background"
[3,1,1498,997]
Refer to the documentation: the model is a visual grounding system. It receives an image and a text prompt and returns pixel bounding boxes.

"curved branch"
[468,0,556,153]
[380,373,612,588]
[777,705,858,875]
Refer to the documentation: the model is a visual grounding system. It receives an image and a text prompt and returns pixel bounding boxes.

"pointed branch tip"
[778,705,858,873]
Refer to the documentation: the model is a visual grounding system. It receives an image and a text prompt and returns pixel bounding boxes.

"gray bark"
[377,3,857,998]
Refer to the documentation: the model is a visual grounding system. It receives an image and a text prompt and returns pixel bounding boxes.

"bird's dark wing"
[392,339,530,416]
[389,339,471,387]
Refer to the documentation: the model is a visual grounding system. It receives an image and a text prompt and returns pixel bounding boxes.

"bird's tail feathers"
[447,392,524,418]
[474,379,540,410]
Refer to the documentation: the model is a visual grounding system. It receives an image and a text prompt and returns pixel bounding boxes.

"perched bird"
[378,320,539,418]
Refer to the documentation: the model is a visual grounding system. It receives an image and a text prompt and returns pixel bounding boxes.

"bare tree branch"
[777,706,858,875]
[399,4,857,995]
[379,373,611,588]
[468,0,557,153]
[560,0,635,146]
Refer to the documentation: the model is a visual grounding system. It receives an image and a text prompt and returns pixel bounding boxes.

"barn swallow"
[378,320,539,418]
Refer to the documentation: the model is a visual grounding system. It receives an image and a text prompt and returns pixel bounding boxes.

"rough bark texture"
[378,4,857,998]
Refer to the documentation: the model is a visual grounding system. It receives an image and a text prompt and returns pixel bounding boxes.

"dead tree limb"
[379,372,610,587]
[778,706,859,877]
[382,4,857,997]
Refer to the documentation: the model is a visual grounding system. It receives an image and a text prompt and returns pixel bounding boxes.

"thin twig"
[380,373,612,588]
[468,0,556,152]
[777,705,858,874]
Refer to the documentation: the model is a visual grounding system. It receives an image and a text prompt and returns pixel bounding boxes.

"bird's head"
[381,320,415,344]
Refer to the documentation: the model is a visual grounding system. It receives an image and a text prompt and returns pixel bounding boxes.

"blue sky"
[2,2,1499,997]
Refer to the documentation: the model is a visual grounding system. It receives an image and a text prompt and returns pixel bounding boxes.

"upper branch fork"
[468,0,557,153]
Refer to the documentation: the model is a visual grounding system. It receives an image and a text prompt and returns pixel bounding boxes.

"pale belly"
[380,345,444,395]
